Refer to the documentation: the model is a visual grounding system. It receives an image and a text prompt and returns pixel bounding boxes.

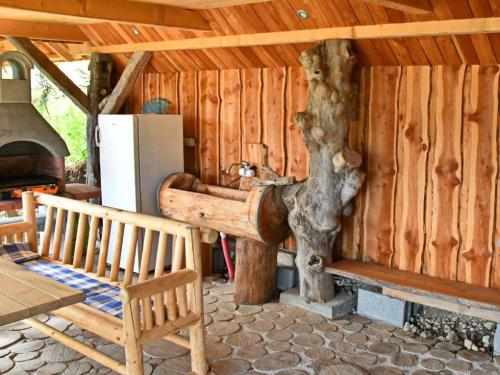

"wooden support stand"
[234,238,277,305]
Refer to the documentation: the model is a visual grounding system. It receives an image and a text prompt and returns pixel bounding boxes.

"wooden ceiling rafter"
[363,0,433,15]
[0,0,211,31]
[70,17,500,55]
[0,19,89,43]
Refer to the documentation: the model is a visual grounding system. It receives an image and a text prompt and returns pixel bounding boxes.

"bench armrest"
[120,269,198,303]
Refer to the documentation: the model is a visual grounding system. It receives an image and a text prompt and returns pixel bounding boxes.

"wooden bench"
[0,191,217,375]
[326,260,500,322]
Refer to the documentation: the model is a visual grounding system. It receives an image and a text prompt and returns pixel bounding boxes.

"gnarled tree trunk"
[283,40,365,303]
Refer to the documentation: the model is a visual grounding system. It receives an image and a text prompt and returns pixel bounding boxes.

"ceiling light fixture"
[131,27,141,36]
[297,9,309,20]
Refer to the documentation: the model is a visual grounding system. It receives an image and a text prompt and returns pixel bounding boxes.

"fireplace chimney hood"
[0,51,69,158]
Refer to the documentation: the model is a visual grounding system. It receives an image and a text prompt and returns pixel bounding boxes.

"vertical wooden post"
[122,296,144,375]
[86,53,113,187]
[22,191,37,253]
[234,238,278,305]
[185,227,208,375]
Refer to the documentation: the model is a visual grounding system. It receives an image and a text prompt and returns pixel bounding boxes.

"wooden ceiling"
[0,0,499,70]
[79,0,500,71]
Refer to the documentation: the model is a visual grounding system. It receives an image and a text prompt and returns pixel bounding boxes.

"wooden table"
[0,183,101,212]
[0,260,84,326]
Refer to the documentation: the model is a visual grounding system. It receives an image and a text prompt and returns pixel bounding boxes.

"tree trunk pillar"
[283,40,365,303]
[234,238,277,305]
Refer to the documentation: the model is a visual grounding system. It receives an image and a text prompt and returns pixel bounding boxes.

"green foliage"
[31,62,89,164]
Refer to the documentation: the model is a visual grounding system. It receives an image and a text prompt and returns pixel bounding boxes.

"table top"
[0,183,101,212]
[0,260,84,326]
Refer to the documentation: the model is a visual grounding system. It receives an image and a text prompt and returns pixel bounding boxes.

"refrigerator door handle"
[95,125,101,147]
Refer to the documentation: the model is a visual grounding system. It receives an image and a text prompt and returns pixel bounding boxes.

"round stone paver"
[253,352,301,371]
[282,307,307,318]
[37,363,68,375]
[0,331,22,348]
[212,312,234,322]
[342,322,363,333]
[319,364,368,375]
[401,342,429,354]
[247,320,274,332]
[315,322,338,332]
[328,341,352,353]
[266,329,293,341]
[368,342,400,355]
[325,331,344,341]
[237,305,262,316]
[267,341,291,352]
[144,339,189,359]
[258,311,280,320]
[262,302,284,312]
[299,313,324,325]
[41,343,85,363]
[391,353,418,367]
[226,332,262,346]
[457,350,492,363]
[14,351,39,362]
[293,333,324,347]
[232,315,255,324]
[435,342,461,352]
[342,352,377,366]
[370,366,404,375]
[429,348,454,360]
[274,317,295,327]
[152,354,191,375]
[204,304,218,313]
[346,333,368,345]
[204,314,213,326]
[62,362,93,375]
[446,358,472,372]
[211,358,250,375]
[305,347,335,360]
[0,357,14,373]
[211,284,234,295]
[219,303,237,312]
[289,323,313,334]
[236,345,267,360]
[17,357,45,371]
[218,294,234,303]
[206,343,232,361]
[10,340,45,354]
[208,322,240,336]
[420,358,444,371]
[276,370,308,375]
[204,295,217,304]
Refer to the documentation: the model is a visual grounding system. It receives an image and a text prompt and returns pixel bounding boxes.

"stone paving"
[0,278,499,374]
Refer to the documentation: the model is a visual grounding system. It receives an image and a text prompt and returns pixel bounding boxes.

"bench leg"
[189,320,208,375]
[123,301,144,375]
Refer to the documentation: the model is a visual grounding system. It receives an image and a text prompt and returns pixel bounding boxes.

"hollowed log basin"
[157,173,290,246]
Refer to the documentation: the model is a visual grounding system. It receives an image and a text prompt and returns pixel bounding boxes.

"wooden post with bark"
[282,40,365,303]
[86,54,113,187]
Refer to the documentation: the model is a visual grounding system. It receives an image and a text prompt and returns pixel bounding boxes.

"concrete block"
[357,289,411,328]
[275,266,299,291]
[280,287,356,319]
[494,324,500,355]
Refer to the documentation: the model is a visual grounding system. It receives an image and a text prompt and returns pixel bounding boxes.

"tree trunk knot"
[306,254,324,274]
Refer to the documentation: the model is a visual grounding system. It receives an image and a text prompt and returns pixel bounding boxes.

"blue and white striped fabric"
[23,260,123,318]
[0,242,39,264]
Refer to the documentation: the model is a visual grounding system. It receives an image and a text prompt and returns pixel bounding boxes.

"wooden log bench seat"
[326,260,500,322]
[0,191,217,375]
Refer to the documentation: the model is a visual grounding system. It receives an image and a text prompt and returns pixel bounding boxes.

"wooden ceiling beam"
[363,0,433,15]
[69,17,500,55]
[7,37,90,114]
[0,0,210,31]
[101,51,152,114]
[0,19,89,42]
[0,40,15,52]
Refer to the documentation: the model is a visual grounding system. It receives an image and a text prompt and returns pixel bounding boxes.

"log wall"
[128,64,500,288]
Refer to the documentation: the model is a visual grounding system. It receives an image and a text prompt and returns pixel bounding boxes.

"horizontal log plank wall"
[127,64,500,288]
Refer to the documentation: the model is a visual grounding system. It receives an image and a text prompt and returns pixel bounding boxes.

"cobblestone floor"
[1,278,499,374]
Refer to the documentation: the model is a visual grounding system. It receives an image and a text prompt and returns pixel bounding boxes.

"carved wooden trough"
[157,173,290,246]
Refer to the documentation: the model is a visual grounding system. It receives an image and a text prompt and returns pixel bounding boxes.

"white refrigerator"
[98,114,184,271]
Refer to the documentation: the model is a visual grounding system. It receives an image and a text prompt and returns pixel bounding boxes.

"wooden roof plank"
[0,19,89,42]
